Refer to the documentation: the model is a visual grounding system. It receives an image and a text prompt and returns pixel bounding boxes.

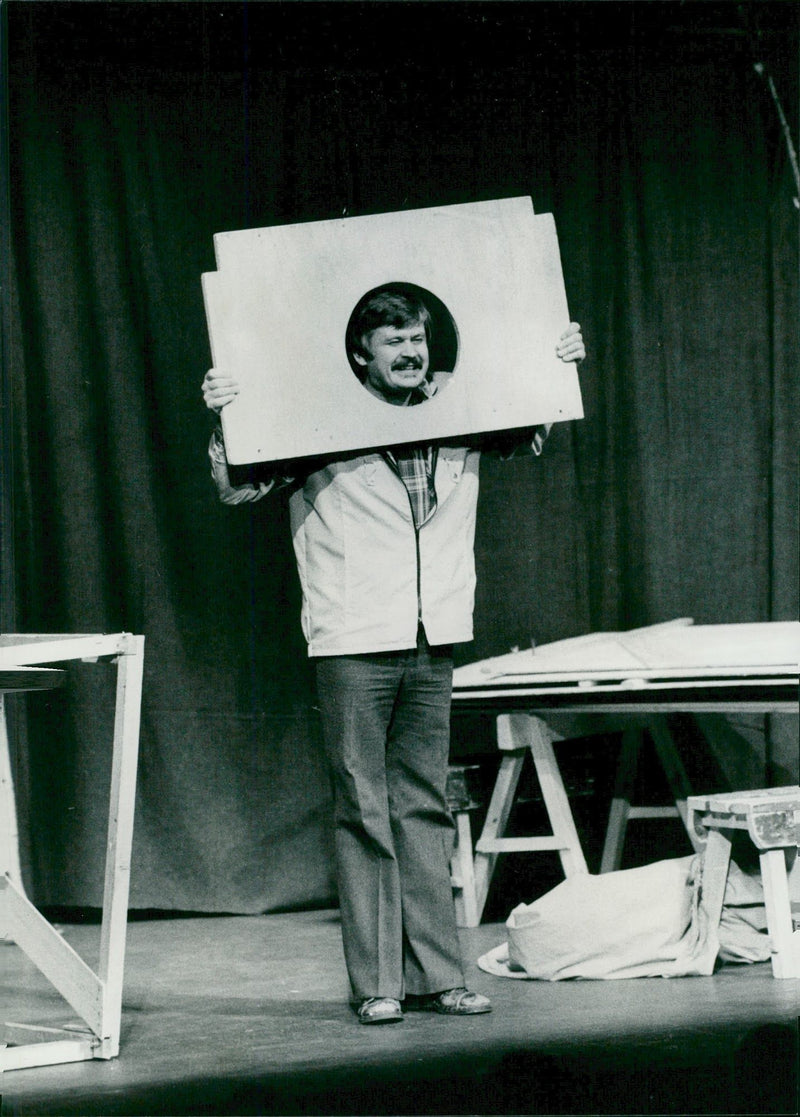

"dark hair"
[346,284,432,374]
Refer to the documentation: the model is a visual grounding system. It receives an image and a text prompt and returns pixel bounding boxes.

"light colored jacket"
[209,427,547,656]
[292,445,480,654]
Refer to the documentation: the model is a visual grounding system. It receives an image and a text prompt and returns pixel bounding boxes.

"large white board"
[202,196,584,464]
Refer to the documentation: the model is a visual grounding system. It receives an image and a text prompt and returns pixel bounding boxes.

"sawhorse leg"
[462,714,587,927]
[600,715,699,873]
[451,812,479,928]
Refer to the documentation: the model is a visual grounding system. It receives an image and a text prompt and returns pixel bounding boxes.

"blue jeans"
[315,630,465,1000]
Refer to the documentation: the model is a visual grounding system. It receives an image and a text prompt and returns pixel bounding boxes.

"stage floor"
[1,910,797,1115]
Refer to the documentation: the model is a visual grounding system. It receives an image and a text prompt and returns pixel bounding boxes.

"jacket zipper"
[383,451,433,629]
[414,522,422,624]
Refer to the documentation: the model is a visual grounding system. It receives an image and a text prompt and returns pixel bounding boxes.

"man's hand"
[202,369,240,413]
[556,323,585,364]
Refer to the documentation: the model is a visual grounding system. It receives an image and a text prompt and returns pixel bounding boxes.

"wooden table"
[449,620,799,926]
[0,633,145,1073]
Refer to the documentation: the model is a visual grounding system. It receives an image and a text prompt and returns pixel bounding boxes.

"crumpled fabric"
[478,854,770,981]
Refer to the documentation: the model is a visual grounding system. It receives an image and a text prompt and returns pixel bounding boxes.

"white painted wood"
[760,848,800,979]
[452,812,479,928]
[452,621,800,691]
[450,689,798,711]
[478,836,569,852]
[523,715,589,877]
[1,877,104,1034]
[98,635,144,1055]
[471,748,525,921]
[0,1037,97,1072]
[202,197,583,464]
[0,633,131,669]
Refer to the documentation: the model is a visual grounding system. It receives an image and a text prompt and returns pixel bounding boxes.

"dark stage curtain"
[4,3,798,912]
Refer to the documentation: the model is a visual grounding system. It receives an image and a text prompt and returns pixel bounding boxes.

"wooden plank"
[97,637,144,1055]
[462,665,800,686]
[453,622,800,688]
[0,877,104,1036]
[451,681,798,708]
[0,634,132,668]
[471,747,525,922]
[452,813,479,928]
[476,836,569,853]
[760,848,800,979]
[522,715,588,876]
[628,622,800,674]
[627,806,682,819]
[0,1037,96,1072]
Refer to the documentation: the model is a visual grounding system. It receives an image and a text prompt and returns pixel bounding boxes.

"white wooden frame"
[0,633,145,1072]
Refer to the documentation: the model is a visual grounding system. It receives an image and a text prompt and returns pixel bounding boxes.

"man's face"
[354,321,429,402]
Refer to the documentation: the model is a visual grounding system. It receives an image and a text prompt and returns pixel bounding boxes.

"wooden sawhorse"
[0,633,144,1072]
[688,787,800,979]
[450,712,703,926]
[451,713,588,927]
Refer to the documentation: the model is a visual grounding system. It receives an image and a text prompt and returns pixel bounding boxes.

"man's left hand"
[556,323,585,364]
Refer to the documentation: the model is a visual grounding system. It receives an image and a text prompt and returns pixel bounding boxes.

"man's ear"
[353,352,367,367]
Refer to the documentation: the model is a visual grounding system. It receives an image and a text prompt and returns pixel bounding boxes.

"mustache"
[392,357,424,370]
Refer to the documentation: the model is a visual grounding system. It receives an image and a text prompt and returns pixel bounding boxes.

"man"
[203,286,584,1024]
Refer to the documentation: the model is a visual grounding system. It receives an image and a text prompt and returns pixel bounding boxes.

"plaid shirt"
[384,444,438,529]
[383,380,439,529]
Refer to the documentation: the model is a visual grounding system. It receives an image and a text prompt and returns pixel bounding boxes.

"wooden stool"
[449,714,588,927]
[687,787,800,979]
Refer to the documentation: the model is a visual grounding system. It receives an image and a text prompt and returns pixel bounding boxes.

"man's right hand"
[202,369,240,413]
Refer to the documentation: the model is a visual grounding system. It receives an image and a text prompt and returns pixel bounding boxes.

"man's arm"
[208,426,290,505]
[203,369,294,505]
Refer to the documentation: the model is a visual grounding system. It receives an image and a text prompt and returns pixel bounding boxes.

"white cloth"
[478,855,770,982]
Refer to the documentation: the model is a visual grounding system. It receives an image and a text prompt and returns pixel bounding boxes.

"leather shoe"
[356,996,404,1024]
[404,987,492,1015]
